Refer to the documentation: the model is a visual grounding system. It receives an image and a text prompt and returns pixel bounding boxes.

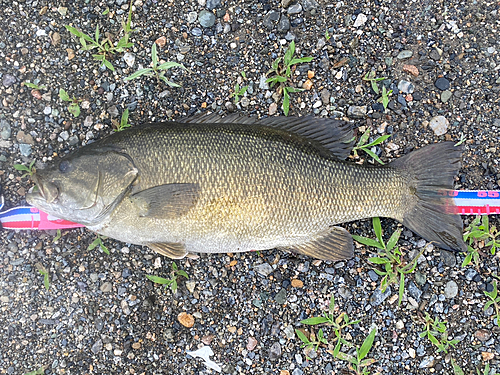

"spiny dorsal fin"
[181,113,355,160]
[148,242,188,259]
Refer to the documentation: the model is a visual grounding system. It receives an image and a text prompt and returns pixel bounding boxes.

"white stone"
[353,13,367,28]
[429,115,449,136]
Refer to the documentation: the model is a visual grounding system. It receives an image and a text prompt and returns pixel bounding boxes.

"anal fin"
[148,242,188,259]
[287,226,354,261]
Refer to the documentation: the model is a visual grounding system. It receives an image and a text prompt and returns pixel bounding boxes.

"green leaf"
[352,235,384,249]
[158,61,186,71]
[171,279,178,293]
[68,102,80,117]
[364,134,391,148]
[372,217,383,246]
[368,257,390,265]
[284,40,295,66]
[295,329,310,344]
[146,275,170,285]
[162,77,182,87]
[121,108,129,128]
[285,87,304,93]
[14,164,30,172]
[451,358,464,375]
[103,59,115,71]
[102,7,110,15]
[283,88,290,116]
[300,317,330,325]
[23,367,45,375]
[358,327,376,361]
[151,43,158,68]
[461,252,472,267]
[428,332,440,346]
[363,147,385,165]
[288,57,314,66]
[65,25,83,38]
[398,272,405,305]
[176,270,189,279]
[92,54,105,61]
[95,24,100,43]
[124,68,153,81]
[54,229,62,242]
[59,88,70,102]
[99,241,110,255]
[386,229,401,251]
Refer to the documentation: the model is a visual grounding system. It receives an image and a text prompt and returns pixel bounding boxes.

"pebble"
[291,279,303,288]
[302,0,318,11]
[19,144,32,157]
[0,120,11,140]
[269,342,282,360]
[247,337,258,351]
[408,281,422,302]
[278,16,290,33]
[435,77,450,91]
[2,74,16,87]
[353,13,367,28]
[185,280,196,293]
[320,88,330,105]
[123,52,135,67]
[268,103,278,115]
[302,79,313,90]
[464,268,478,281]
[199,10,216,28]
[429,116,449,136]
[91,339,103,354]
[402,64,419,76]
[370,286,391,306]
[100,282,112,293]
[419,356,435,368]
[259,75,269,90]
[397,50,413,59]
[475,329,492,342]
[347,105,367,118]
[263,11,280,29]
[440,250,456,267]
[178,312,195,328]
[441,90,452,103]
[395,320,404,329]
[254,263,273,277]
[287,4,302,14]
[206,0,221,10]
[398,80,414,94]
[187,11,198,23]
[444,281,458,298]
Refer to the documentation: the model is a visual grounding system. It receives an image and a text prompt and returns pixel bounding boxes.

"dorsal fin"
[181,113,355,160]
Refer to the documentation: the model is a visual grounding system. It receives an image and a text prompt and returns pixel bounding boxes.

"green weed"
[325,29,331,41]
[124,43,187,87]
[23,82,47,90]
[65,0,134,71]
[13,159,36,178]
[113,108,132,132]
[463,215,499,259]
[484,280,500,327]
[146,262,189,294]
[88,235,109,255]
[266,40,314,116]
[335,327,378,375]
[300,295,360,357]
[53,229,62,242]
[230,72,249,104]
[351,128,391,165]
[36,265,50,291]
[452,357,499,375]
[23,367,45,375]
[454,133,466,147]
[59,88,81,117]
[353,217,422,305]
[295,327,328,354]
[363,71,393,110]
[419,312,458,353]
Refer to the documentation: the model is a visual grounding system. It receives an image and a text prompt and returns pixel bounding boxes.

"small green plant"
[266,40,314,116]
[53,229,62,242]
[37,266,50,291]
[113,108,132,132]
[325,29,331,41]
[353,217,422,305]
[378,85,393,110]
[13,159,36,178]
[24,82,47,90]
[146,262,189,293]
[230,73,249,104]
[65,0,134,71]
[300,295,360,357]
[124,44,187,87]
[419,312,458,353]
[24,367,45,375]
[88,235,109,255]
[453,358,500,375]
[59,88,82,117]
[295,327,328,353]
[351,128,391,165]
[464,215,499,257]
[335,327,377,375]
[454,133,466,147]
[484,280,500,327]
[363,71,393,110]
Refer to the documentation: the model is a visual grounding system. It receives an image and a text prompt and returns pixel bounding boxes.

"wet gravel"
[1,0,500,374]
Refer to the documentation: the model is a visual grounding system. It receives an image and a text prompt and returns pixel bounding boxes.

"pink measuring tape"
[0,190,498,231]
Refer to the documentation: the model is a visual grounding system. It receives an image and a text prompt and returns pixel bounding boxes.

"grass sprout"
[59,88,82,117]
[88,235,109,255]
[419,312,458,353]
[13,159,36,178]
[146,262,189,294]
[335,327,378,375]
[484,279,500,327]
[351,128,391,165]
[113,108,132,132]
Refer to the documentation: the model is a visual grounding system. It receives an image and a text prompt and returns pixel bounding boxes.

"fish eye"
[59,160,71,173]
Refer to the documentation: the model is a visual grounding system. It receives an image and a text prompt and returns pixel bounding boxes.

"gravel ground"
[1,0,500,374]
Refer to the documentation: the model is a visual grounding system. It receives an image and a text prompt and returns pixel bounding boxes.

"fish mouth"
[28,174,59,205]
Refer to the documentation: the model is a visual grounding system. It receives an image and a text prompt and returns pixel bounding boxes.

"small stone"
[482,352,494,361]
[307,70,315,79]
[57,6,68,15]
[320,89,330,105]
[132,342,141,349]
[201,335,214,345]
[302,79,313,90]
[185,280,196,293]
[435,77,450,91]
[464,268,478,281]
[302,0,318,11]
[100,282,112,293]
[275,288,286,304]
[155,36,167,48]
[123,52,135,67]
[0,120,11,140]
[178,312,195,328]
[2,74,16,87]
[287,3,302,14]
[291,279,303,288]
[51,32,61,46]
[353,13,367,28]
[227,326,237,334]
[402,64,419,76]
[429,116,449,136]
[254,263,273,277]
[247,337,258,351]
[370,286,391,306]
[441,90,452,103]
[66,48,75,60]
[440,250,456,267]
[199,10,216,28]
[206,0,221,10]
[475,329,491,342]
[347,105,367,118]
[398,80,414,94]
[409,348,416,358]
[269,342,282,361]
[91,339,103,354]
[395,320,404,329]
[19,144,32,157]
[444,280,458,298]
[187,11,198,23]
[415,271,427,286]
[419,356,435,368]
[268,102,278,115]
[397,50,413,59]
[277,16,290,33]
[263,10,280,29]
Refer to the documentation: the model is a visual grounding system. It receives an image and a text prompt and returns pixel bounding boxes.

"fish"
[26,113,466,260]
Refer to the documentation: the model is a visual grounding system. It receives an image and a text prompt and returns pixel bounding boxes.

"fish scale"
[27,115,466,260]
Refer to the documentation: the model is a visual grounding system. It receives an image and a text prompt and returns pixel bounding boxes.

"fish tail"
[391,142,466,252]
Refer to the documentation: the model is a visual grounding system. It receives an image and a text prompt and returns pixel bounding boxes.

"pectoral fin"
[130,183,199,219]
[148,242,188,259]
[287,226,354,261]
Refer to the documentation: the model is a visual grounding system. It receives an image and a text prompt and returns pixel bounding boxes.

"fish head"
[27,147,138,225]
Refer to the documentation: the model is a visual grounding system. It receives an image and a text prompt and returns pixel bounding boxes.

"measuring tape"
[0,190,499,231]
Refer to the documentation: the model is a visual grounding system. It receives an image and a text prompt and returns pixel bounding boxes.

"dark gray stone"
[199,10,216,28]
[277,16,290,32]
[435,77,450,91]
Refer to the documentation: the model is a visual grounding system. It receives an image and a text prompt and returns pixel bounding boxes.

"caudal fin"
[391,142,466,252]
